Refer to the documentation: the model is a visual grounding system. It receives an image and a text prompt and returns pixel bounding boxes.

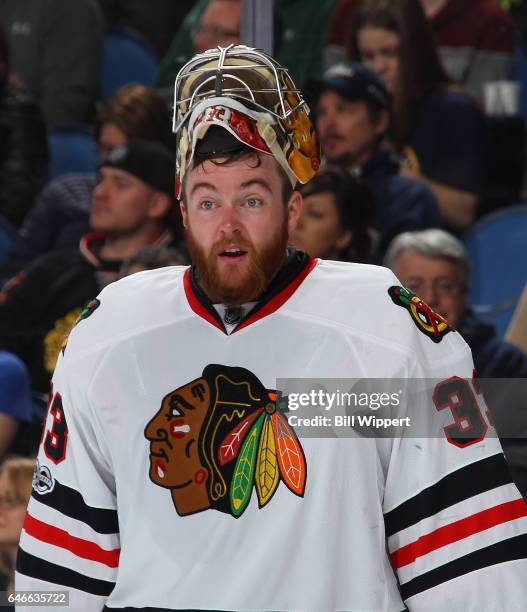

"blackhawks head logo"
[144,365,307,518]
[389,285,451,343]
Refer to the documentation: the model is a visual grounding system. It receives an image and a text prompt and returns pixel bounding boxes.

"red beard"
[186,219,289,306]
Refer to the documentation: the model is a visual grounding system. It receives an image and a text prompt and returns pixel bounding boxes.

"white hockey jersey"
[16,257,527,611]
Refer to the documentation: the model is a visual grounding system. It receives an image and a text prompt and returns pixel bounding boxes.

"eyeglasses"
[405,279,466,296]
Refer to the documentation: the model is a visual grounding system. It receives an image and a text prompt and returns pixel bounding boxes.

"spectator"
[96,0,195,59]
[325,0,515,98]
[120,245,187,277]
[349,0,485,230]
[156,0,338,92]
[385,229,527,378]
[290,166,375,261]
[0,84,175,284]
[315,62,441,258]
[419,0,515,98]
[0,456,34,602]
[386,228,527,496]
[0,0,104,130]
[0,353,31,461]
[0,140,178,396]
[0,24,48,229]
[156,0,240,91]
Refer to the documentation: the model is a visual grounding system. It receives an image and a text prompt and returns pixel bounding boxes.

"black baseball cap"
[101,139,175,198]
[317,62,391,109]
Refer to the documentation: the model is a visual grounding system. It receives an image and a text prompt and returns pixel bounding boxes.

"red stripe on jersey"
[391,498,527,569]
[235,258,317,332]
[23,513,120,568]
[183,268,224,332]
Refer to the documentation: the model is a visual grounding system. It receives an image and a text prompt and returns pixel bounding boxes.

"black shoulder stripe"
[385,453,512,537]
[400,533,527,600]
[32,478,119,534]
[17,548,115,597]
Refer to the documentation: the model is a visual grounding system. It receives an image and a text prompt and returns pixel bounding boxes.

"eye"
[166,396,184,419]
[200,200,214,210]
[246,197,261,208]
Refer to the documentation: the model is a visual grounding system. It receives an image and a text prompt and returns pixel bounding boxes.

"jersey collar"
[183,249,317,334]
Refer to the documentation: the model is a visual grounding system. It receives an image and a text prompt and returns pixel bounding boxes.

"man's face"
[91,167,157,235]
[317,91,387,167]
[392,251,467,328]
[193,0,240,54]
[144,378,211,489]
[181,154,301,305]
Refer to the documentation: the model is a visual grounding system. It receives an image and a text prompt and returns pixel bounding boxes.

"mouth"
[218,247,248,263]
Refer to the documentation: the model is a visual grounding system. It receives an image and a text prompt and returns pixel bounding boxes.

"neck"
[99,225,165,261]
[419,0,448,18]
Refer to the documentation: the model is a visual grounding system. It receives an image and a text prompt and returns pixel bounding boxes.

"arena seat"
[465,204,527,337]
[100,29,159,101]
[48,130,98,178]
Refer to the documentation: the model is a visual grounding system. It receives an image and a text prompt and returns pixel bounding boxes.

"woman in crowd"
[0,456,34,601]
[290,166,375,262]
[348,0,485,230]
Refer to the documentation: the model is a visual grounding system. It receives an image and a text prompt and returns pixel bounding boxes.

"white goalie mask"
[173,44,320,199]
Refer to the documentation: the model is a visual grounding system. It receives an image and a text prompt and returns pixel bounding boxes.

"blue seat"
[100,30,159,101]
[48,130,98,178]
[465,204,527,337]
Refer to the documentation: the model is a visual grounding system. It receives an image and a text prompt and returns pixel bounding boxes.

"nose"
[419,285,440,310]
[93,180,109,202]
[219,204,242,238]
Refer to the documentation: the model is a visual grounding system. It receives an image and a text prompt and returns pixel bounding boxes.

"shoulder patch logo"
[78,298,101,322]
[32,460,55,495]
[388,285,451,343]
[144,365,307,518]
[61,298,101,357]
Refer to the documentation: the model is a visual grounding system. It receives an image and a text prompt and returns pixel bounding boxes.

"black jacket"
[460,309,527,378]
[0,231,175,395]
[0,91,48,228]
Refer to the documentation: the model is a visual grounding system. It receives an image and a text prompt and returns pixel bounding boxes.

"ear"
[286,190,303,236]
[179,200,189,229]
[336,229,353,251]
[373,108,390,138]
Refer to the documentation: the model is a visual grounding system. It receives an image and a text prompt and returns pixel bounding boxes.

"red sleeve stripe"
[391,498,527,569]
[23,513,120,568]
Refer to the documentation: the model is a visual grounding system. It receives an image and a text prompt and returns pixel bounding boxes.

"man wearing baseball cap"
[0,139,180,399]
[317,61,441,258]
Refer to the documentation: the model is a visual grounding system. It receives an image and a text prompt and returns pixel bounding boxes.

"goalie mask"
[173,44,320,199]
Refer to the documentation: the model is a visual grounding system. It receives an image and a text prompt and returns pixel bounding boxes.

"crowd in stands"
[0,0,527,599]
